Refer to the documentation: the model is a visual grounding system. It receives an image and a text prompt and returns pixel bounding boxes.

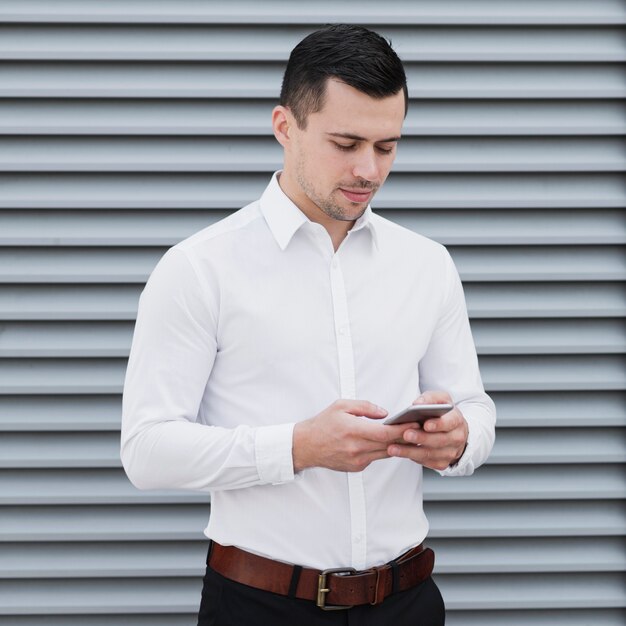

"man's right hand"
[292,399,417,473]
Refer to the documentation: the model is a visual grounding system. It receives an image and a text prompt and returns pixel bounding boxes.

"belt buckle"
[316,567,356,610]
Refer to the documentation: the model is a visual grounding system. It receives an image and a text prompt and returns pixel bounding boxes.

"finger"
[363,449,393,464]
[402,428,458,449]
[342,399,388,419]
[387,443,452,471]
[421,408,462,433]
[404,420,468,453]
[387,443,431,463]
[363,421,420,444]
[347,448,394,472]
[412,390,453,405]
[390,425,421,445]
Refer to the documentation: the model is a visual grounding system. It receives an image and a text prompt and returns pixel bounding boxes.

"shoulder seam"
[176,203,264,252]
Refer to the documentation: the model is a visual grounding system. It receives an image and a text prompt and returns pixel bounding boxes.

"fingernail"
[414,396,425,404]
[388,446,400,456]
[405,431,417,443]
[377,405,387,415]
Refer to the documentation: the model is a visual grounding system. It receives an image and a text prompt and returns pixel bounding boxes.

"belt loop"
[389,558,400,594]
[206,539,214,565]
[288,565,303,598]
[370,567,384,606]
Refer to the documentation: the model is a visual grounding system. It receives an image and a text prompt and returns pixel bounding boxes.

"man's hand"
[387,391,468,471]
[293,400,418,473]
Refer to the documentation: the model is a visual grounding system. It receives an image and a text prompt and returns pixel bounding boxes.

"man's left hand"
[387,391,468,471]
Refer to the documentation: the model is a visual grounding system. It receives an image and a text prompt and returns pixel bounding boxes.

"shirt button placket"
[329,253,367,569]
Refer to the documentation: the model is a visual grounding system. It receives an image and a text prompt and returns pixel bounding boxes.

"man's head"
[273,24,407,234]
[280,24,408,130]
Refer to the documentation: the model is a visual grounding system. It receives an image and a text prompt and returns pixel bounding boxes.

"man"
[121,24,495,625]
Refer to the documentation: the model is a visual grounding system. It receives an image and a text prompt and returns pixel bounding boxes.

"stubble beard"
[295,168,378,223]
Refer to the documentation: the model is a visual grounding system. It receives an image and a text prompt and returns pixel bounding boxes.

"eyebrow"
[326,132,401,143]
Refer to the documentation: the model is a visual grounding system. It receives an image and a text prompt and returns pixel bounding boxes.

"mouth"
[339,188,374,203]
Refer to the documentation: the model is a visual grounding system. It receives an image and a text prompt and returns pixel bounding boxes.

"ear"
[272,105,292,148]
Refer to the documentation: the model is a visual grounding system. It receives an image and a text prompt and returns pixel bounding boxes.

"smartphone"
[382,403,454,426]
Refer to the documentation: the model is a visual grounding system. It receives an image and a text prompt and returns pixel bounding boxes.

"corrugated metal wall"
[0,1,625,624]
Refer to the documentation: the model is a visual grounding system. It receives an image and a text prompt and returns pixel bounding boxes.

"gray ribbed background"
[0,1,624,624]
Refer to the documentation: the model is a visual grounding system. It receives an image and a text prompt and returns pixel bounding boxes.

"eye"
[376,145,395,155]
[334,142,356,152]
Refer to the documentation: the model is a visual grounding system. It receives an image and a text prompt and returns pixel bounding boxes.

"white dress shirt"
[121,172,496,570]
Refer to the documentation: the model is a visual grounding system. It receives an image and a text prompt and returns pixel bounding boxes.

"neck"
[311,212,353,251]
[277,172,354,252]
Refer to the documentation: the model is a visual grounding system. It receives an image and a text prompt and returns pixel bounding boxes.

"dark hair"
[280,24,408,128]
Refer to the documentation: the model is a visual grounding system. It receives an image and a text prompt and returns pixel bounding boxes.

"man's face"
[282,79,405,224]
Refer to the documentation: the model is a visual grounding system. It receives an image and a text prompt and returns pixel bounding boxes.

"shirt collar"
[259,172,309,251]
[351,204,380,251]
[259,171,379,252]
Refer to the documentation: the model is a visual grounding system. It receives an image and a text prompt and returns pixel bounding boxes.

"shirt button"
[354,535,362,544]
[339,326,348,336]
[331,258,338,269]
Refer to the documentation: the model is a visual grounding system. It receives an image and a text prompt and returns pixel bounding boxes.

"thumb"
[344,400,388,419]
[413,390,453,405]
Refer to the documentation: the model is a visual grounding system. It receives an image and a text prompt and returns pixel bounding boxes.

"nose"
[352,148,379,182]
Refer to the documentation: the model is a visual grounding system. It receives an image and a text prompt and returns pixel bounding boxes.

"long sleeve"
[120,247,295,492]
[418,248,496,477]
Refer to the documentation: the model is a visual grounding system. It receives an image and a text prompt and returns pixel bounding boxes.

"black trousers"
[197,562,445,626]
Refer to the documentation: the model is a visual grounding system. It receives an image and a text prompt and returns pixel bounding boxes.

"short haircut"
[280,24,408,128]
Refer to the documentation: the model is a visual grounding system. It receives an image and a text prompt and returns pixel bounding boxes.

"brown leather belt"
[208,541,435,610]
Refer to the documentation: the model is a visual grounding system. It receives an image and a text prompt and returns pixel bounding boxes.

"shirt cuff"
[255,423,296,485]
